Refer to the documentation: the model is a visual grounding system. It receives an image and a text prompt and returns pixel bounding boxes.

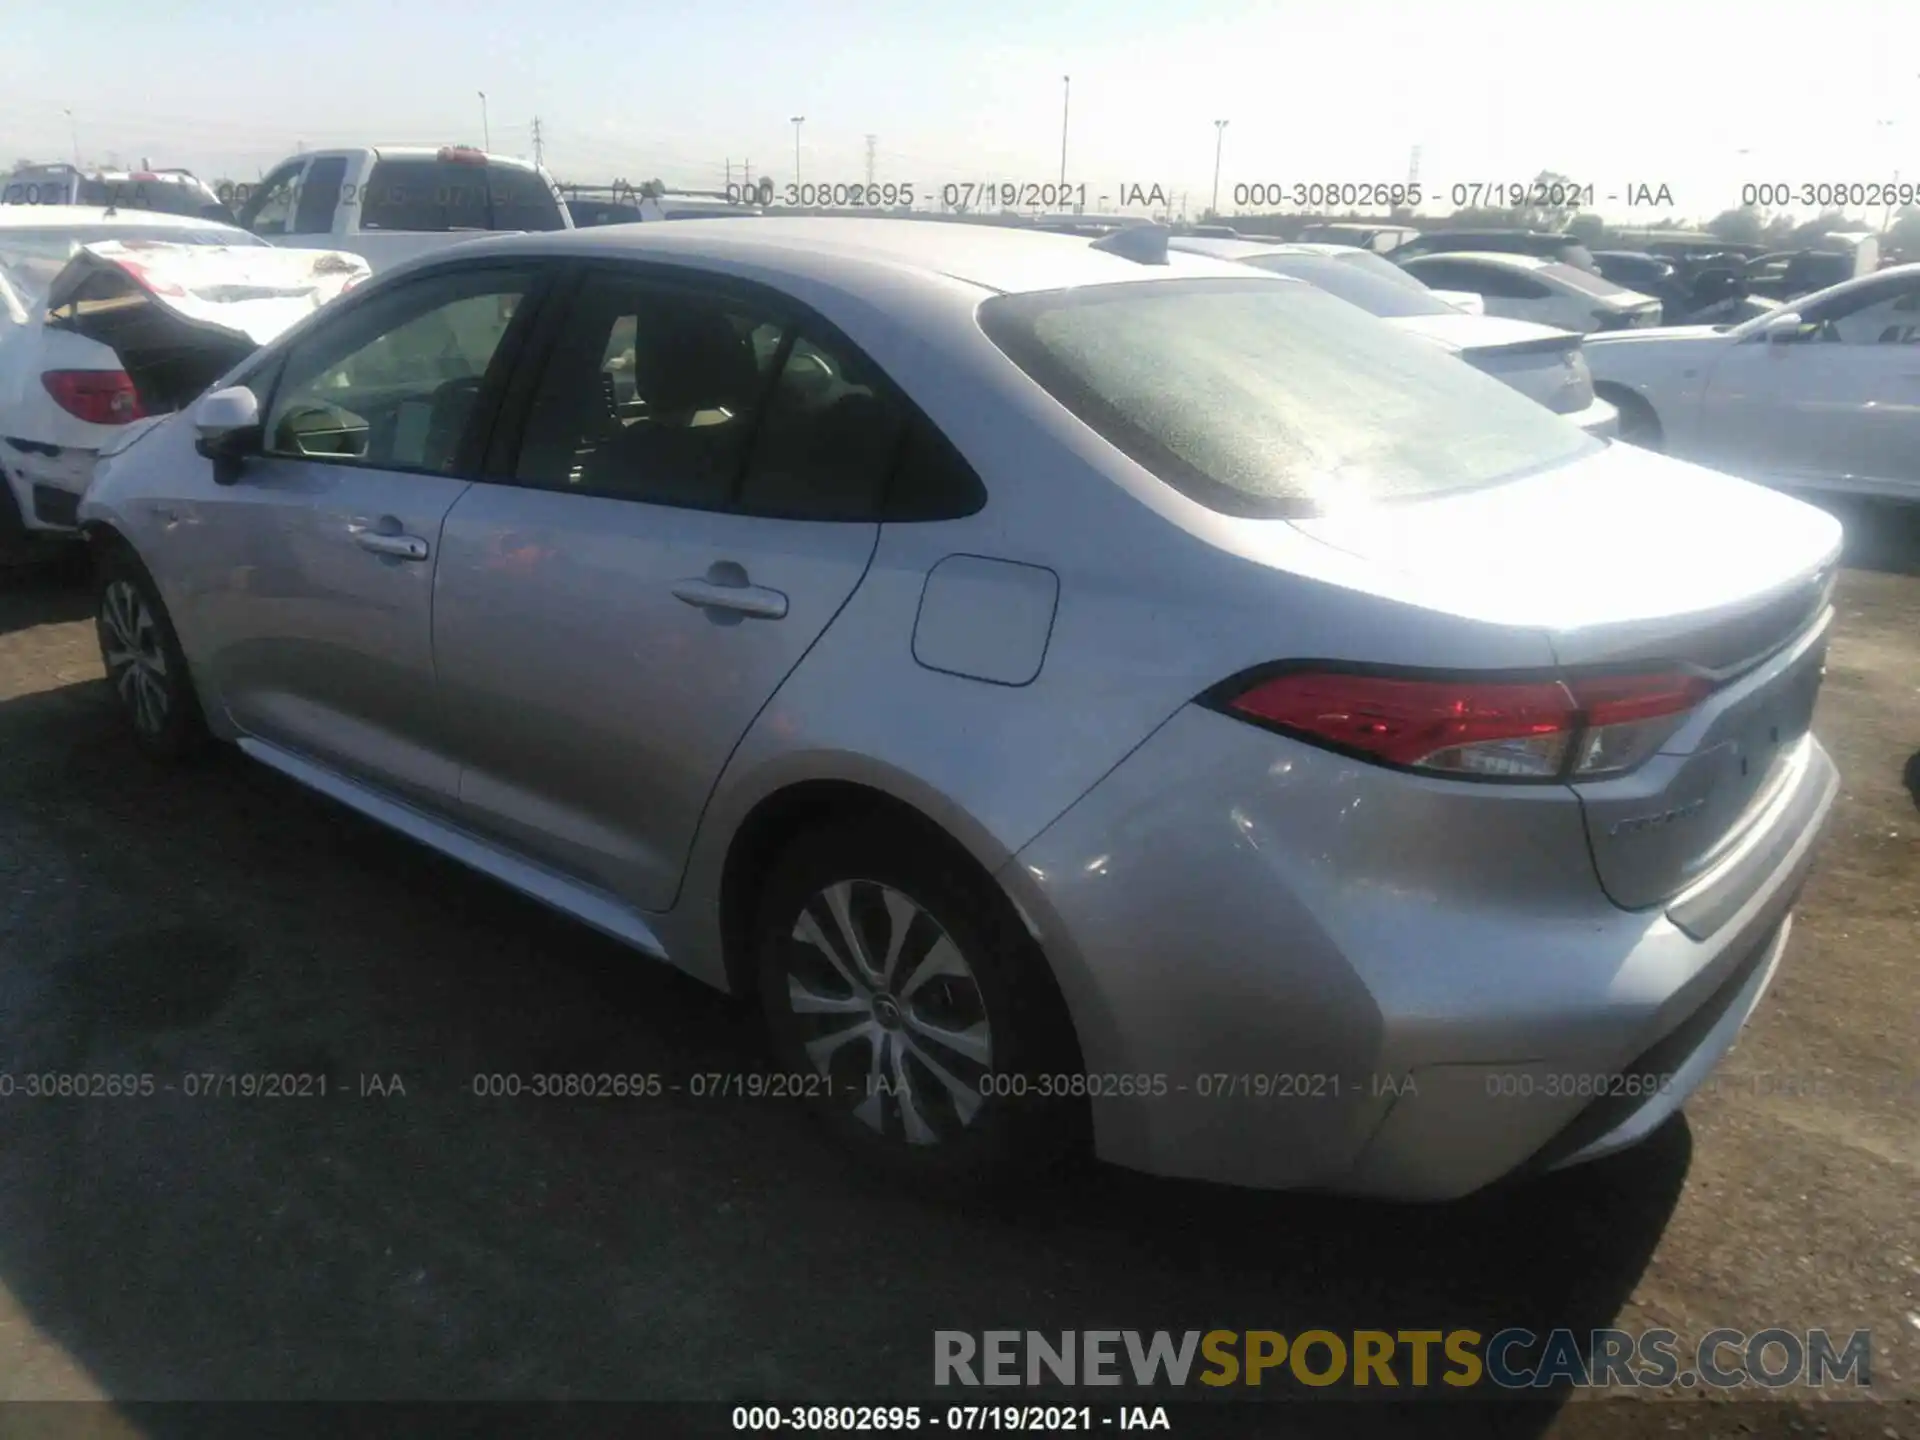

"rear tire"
[93,545,209,763]
[752,817,1088,1192]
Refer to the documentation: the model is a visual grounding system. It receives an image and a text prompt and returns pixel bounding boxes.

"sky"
[4,0,1919,223]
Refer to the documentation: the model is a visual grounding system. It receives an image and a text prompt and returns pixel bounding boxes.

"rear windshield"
[362,159,565,232]
[979,278,1598,517]
[1542,262,1631,297]
[1244,253,1455,318]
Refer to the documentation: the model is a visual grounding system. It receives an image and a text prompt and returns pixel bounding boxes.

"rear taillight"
[1219,668,1713,781]
[40,370,148,425]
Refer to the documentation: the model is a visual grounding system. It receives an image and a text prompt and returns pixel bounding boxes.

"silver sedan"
[80,218,1839,1200]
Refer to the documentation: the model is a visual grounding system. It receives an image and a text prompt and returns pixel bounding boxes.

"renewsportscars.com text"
[933,1328,1871,1391]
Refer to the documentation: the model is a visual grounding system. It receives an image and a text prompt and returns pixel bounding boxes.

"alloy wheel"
[777,879,994,1146]
[99,578,171,736]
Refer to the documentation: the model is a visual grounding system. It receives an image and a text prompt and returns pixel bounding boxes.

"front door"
[433,266,909,910]
[189,263,541,809]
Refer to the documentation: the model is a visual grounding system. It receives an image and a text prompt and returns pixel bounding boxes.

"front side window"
[236,162,304,236]
[1817,279,1920,345]
[980,277,1598,518]
[264,268,530,472]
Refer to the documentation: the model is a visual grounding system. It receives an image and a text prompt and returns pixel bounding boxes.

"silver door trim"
[237,736,670,959]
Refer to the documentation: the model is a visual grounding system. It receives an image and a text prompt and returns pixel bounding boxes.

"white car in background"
[1397,252,1663,333]
[1171,237,1616,436]
[1583,262,1920,502]
[0,207,367,556]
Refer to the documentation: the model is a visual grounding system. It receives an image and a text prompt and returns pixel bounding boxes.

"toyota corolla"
[78,218,1839,1199]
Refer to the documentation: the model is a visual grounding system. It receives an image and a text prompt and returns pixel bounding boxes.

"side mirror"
[1757,311,1805,343]
[193,385,262,485]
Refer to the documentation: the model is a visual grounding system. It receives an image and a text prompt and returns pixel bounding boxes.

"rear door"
[431,264,904,910]
[186,262,543,810]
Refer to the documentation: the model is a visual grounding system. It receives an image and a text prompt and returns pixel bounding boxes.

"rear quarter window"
[979,277,1597,518]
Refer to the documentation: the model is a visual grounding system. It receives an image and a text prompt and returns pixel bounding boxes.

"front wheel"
[94,546,208,762]
[753,818,1087,1189]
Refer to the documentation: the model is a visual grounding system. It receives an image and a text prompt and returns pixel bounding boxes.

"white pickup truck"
[227,145,572,272]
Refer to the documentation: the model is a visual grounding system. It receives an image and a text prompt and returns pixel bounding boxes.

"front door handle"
[350,525,430,561]
[672,571,788,620]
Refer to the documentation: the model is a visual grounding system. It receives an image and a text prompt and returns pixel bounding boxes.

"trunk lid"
[1290,441,1842,908]
[35,240,368,411]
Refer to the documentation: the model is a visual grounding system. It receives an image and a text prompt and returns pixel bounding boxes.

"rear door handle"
[350,526,430,561]
[672,577,788,620]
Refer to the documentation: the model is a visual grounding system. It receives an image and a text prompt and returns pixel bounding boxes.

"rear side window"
[512,270,984,521]
[979,277,1597,518]
[362,159,564,232]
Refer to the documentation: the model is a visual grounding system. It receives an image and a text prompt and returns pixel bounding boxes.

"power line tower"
[532,116,544,168]
[865,135,877,188]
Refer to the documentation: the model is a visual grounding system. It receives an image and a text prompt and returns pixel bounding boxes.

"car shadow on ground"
[1818,495,1920,576]
[0,555,91,637]
[0,676,1693,1437]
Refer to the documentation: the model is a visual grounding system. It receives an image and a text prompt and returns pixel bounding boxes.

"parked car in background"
[0,206,367,556]
[1398,252,1662,333]
[1592,250,1680,297]
[565,189,762,226]
[232,146,572,273]
[1389,228,1599,273]
[1171,237,1613,434]
[1584,262,1920,502]
[1593,250,1781,327]
[566,197,645,227]
[1743,237,1880,303]
[4,163,233,223]
[78,217,1839,1200]
[1299,222,1419,254]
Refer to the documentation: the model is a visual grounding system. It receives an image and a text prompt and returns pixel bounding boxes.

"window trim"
[253,261,555,481]
[477,256,986,524]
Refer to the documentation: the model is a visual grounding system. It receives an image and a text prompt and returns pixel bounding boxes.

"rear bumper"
[1003,706,1838,1200]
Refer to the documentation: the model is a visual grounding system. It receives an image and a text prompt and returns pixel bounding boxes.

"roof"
[296,146,546,171]
[0,206,249,234]
[442,216,1269,296]
[1399,250,1555,271]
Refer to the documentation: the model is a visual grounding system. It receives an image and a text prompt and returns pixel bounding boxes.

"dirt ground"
[0,500,1915,1440]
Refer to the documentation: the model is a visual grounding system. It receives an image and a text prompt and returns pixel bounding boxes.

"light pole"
[791,115,806,190]
[478,91,490,152]
[1059,76,1070,187]
[64,108,78,165]
[1211,119,1228,216]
